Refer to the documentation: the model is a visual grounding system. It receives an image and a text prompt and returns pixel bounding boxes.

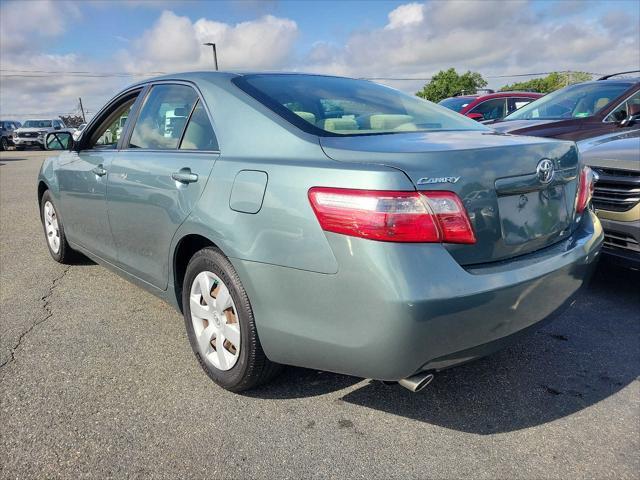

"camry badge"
[417,176,460,185]
[536,159,555,184]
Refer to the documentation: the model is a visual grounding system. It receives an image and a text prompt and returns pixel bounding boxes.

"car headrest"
[369,114,414,130]
[323,118,358,132]
[294,111,316,124]
[628,103,640,116]
[594,98,610,111]
[174,107,188,117]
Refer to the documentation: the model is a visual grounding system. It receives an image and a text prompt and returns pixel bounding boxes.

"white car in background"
[72,123,87,141]
[13,119,69,150]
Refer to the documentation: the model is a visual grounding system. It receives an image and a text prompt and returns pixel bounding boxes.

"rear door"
[107,82,219,289]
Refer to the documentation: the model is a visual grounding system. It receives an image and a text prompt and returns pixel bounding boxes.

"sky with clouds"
[1,0,638,121]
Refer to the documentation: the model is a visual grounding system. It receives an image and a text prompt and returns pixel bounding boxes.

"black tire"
[40,190,76,263]
[1,137,8,151]
[182,247,281,392]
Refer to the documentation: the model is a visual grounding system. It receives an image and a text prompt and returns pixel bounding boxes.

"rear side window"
[129,84,198,149]
[605,91,640,122]
[468,98,506,120]
[508,97,535,114]
[179,100,218,151]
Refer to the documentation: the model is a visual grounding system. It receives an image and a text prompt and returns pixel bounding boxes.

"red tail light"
[576,166,597,214]
[308,187,476,244]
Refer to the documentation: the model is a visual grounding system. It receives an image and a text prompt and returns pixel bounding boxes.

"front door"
[57,92,140,261]
[107,83,219,289]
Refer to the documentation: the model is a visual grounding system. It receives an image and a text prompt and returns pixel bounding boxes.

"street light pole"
[203,42,218,71]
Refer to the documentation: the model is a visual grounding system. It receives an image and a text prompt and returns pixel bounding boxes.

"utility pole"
[203,42,219,71]
[78,97,86,122]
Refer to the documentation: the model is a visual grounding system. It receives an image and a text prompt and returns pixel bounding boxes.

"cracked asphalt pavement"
[1,150,639,479]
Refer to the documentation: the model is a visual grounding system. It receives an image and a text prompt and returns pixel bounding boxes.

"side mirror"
[620,113,639,128]
[54,125,62,130]
[45,131,73,150]
[466,112,484,121]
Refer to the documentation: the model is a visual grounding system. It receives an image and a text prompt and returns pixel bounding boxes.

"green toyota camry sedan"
[39,72,603,392]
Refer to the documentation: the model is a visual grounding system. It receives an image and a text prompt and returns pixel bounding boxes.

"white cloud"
[301,0,640,92]
[1,1,638,119]
[0,0,80,54]
[0,8,299,120]
[385,3,424,30]
[119,10,299,73]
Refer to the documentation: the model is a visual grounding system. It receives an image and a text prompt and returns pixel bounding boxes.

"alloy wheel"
[190,271,241,371]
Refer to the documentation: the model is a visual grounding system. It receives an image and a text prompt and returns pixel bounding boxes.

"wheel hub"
[189,271,241,371]
[43,201,61,254]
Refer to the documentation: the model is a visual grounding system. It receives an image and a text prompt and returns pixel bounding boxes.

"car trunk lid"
[319,131,580,265]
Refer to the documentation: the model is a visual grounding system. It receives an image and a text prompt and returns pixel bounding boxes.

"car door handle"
[92,165,107,177]
[171,168,198,184]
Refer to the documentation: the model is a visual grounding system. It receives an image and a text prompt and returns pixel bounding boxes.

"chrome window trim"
[603,90,640,123]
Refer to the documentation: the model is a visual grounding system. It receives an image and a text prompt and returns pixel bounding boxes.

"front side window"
[604,91,640,122]
[505,82,632,120]
[129,84,199,149]
[468,98,506,120]
[89,96,137,149]
[234,74,488,136]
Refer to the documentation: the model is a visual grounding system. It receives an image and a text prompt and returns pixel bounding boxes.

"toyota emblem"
[536,159,555,184]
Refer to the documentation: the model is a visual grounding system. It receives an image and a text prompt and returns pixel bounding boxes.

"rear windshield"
[234,74,488,136]
[23,120,52,128]
[439,97,475,112]
[504,82,632,121]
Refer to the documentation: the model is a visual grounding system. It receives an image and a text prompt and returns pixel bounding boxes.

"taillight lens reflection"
[308,187,475,244]
[576,166,597,214]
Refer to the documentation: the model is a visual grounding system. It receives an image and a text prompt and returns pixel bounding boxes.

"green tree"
[59,114,84,128]
[416,68,487,102]
[500,71,593,94]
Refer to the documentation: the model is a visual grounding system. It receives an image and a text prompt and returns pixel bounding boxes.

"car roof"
[130,70,356,87]
[444,91,542,101]
[577,78,639,87]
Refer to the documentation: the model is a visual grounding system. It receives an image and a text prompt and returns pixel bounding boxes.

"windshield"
[23,120,52,128]
[439,97,475,112]
[504,82,631,121]
[235,74,488,136]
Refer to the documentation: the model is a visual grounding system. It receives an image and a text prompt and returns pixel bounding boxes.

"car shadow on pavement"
[0,156,28,165]
[255,262,640,433]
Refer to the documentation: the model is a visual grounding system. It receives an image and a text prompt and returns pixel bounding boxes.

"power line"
[0,68,606,81]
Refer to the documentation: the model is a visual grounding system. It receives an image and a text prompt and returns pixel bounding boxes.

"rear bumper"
[232,210,603,380]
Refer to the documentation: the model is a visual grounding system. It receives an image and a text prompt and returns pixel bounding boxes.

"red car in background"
[438,91,543,121]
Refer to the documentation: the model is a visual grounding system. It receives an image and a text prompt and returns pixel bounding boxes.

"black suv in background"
[491,71,640,141]
[1,120,21,150]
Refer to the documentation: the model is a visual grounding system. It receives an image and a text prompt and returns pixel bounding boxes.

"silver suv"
[13,119,68,150]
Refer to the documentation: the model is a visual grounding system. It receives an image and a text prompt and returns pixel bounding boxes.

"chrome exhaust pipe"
[398,372,434,392]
